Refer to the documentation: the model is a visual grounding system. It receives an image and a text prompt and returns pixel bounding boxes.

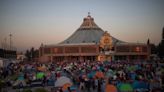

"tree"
[25,47,39,61]
[30,47,35,61]
[34,49,39,58]
[158,42,164,59]
[25,50,31,61]
[150,44,157,54]
[157,27,164,59]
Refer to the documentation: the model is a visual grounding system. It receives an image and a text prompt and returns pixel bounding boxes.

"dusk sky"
[0,0,164,52]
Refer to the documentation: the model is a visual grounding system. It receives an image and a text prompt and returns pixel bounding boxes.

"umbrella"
[106,69,114,78]
[104,61,109,65]
[135,65,141,70]
[79,73,87,78]
[55,76,72,87]
[18,76,24,80]
[70,86,77,90]
[99,66,104,71]
[95,71,104,79]
[132,81,149,90]
[56,67,61,71]
[92,66,96,70]
[18,73,24,80]
[130,72,136,80]
[127,66,136,72]
[36,72,45,79]
[117,83,133,92]
[106,84,118,92]
[87,71,96,78]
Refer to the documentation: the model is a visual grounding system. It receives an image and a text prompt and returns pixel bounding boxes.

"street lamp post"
[9,34,12,50]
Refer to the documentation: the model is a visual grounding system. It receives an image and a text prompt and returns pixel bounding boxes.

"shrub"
[22,89,32,92]
[0,80,5,89]
[34,88,48,92]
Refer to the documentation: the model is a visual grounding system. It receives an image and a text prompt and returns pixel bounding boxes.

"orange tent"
[95,71,104,79]
[37,67,45,71]
[106,84,118,92]
[62,83,72,91]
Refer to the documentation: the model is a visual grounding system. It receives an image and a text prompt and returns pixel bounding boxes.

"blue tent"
[18,73,24,80]
[132,80,149,89]
[87,71,96,78]
[130,72,136,80]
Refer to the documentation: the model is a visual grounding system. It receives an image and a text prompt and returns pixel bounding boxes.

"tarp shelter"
[106,84,118,92]
[18,73,24,80]
[117,83,133,92]
[62,83,72,91]
[87,71,96,78]
[95,71,104,79]
[132,81,149,90]
[37,66,46,72]
[55,76,72,87]
[36,72,45,79]
[106,69,114,78]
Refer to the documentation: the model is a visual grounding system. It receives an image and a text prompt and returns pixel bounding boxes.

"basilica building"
[39,14,150,62]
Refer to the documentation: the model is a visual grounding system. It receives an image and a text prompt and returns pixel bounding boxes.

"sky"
[0,0,164,52]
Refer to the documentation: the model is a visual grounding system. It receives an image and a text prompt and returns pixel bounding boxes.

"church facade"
[39,14,150,62]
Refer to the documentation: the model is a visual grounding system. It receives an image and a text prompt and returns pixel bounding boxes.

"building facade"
[0,48,17,59]
[39,14,150,62]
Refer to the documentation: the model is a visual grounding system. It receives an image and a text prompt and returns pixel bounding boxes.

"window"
[65,47,79,53]
[81,46,96,53]
[52,47,63,54]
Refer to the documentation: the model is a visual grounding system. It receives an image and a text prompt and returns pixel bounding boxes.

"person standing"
[98,79,102,92]
[91,78,96,90]
[79,76,85,90]
[42,75,47,86]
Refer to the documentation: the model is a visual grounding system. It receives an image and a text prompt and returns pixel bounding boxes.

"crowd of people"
[0,60,164,92]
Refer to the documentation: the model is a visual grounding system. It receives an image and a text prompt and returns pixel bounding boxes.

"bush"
[22,89,32,92]
[34,88,48,92]
[0,80,5,89]
[10,74,18,81]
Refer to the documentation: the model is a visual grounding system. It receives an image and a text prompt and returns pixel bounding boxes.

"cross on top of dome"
[88,12,91,17]
[79,12,100,29]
